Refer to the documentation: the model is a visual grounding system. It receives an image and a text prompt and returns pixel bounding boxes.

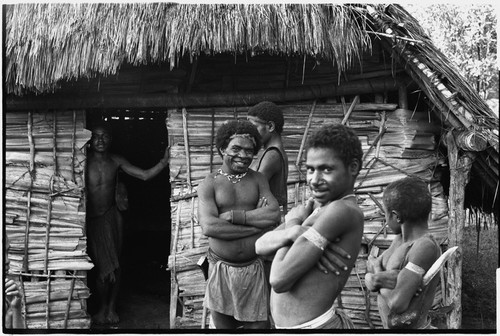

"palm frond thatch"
[5,3,372,95]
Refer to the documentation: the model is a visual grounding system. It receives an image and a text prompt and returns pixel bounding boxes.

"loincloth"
[203,249,269,322]
[274,306,355,329]
[87,206,121,281]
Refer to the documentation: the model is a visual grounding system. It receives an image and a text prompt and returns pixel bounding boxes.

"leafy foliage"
[405,4,498,100]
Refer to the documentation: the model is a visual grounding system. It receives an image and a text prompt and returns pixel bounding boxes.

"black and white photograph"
[2,2,498,332]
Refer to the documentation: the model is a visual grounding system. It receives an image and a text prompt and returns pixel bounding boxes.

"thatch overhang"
[4,3,372,95]
[4,3,499,210]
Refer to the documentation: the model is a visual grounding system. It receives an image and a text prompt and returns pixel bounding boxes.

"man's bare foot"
[106,310,119,324]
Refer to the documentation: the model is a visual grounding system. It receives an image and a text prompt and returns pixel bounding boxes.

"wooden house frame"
[4,3,498,330]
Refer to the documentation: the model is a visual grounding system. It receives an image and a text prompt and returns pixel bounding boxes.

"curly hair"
[215,120,262,157]
[306,124,363,175]
[247,101,284,134]
[383,177,432,223]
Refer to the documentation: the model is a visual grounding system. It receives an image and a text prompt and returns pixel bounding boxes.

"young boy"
[247,101,289,214]
[364,177,441,329]
[255,124,364,329]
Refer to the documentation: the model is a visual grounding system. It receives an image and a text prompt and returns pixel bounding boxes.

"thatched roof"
[5,3,373,95]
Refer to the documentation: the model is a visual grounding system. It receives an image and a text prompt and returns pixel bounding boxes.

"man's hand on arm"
[316,238,351,275]
[365,269,399,292]
[284,198,315,228]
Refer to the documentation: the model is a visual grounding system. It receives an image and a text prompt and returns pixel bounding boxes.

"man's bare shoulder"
[408,235,440,260]
[198,172,217,189]
[322,199,364,224]
[312,200,363,242]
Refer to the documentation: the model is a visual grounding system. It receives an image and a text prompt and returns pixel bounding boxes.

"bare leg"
[105,210,123,324]
[210,311,238,329]
[106,268,121,324]
[93,277,110,325]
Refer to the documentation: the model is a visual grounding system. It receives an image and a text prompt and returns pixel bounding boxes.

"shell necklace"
[216,169,248,184]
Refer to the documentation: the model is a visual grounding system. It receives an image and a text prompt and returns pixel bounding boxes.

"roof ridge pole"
[444,130,474,329]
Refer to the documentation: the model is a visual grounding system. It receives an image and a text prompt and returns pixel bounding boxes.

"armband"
[231,210,246,225]
[302,227,329,251]
[405,262,425,276]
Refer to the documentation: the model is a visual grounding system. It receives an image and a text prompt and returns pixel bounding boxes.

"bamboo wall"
[167,99,451,329]
[4,111,93,329]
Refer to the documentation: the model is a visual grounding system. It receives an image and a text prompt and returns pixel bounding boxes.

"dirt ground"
[88,234,171,331]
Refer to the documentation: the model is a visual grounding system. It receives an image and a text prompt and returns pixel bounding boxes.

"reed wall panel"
[4,111,93,329]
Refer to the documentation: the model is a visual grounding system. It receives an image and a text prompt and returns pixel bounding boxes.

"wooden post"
[445,131,475,329]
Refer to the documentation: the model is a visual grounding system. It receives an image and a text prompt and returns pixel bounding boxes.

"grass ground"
[461,224,497,330]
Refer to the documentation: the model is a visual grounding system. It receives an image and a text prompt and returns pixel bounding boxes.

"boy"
[364,177,441,329]
[247,101,289,214]
[255,124,364,329]
[86,123,169,325]
[198,120,280,329]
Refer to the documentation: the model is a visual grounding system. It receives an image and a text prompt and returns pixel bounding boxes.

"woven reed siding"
[168,101,450,329]
[4,111,93,329]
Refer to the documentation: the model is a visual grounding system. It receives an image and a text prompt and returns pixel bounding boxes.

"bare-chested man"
[256,124,364,329]
[198,120,281,329]
[86,123,168,325]
[247,101,288,215]
[364,177,441,329]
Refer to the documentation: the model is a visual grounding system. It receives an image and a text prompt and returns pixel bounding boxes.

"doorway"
[86,110,171,330]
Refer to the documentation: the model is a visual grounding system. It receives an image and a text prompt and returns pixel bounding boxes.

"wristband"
[231,210,246,225]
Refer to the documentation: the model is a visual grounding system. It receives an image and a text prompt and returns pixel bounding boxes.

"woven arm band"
[231,210,246,225]
[302,227,329,251]
[404,262,425,276]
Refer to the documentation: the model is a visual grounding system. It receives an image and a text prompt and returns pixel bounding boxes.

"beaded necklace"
[216,168,248,184]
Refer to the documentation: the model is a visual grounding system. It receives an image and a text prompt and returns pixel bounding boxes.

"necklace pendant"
[217,169,247,184]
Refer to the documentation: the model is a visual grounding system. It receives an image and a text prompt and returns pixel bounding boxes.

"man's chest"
[214,179,260,209]
[87,159,118,185]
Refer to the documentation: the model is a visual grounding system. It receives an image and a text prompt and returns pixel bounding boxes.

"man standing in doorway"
[248,101,289,215]
[198,120,281,329]
[86,123,169,325]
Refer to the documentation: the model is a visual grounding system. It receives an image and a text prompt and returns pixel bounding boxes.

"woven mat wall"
[5,111,93,329]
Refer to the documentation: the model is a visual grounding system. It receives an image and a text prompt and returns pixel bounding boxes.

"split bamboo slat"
[4,111,93,329]
[167,101,450,329]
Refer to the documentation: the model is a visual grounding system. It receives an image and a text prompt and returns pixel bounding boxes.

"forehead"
[226,135,255,149]
[247,116,267,124]
[92,127,111,136]
[306,147,342,165]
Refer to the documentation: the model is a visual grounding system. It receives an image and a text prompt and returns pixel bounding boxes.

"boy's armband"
[302,227,329,251]
[405,262,425,276]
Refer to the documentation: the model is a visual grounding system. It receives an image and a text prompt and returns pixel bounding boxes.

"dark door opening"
[86,110,171,330]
